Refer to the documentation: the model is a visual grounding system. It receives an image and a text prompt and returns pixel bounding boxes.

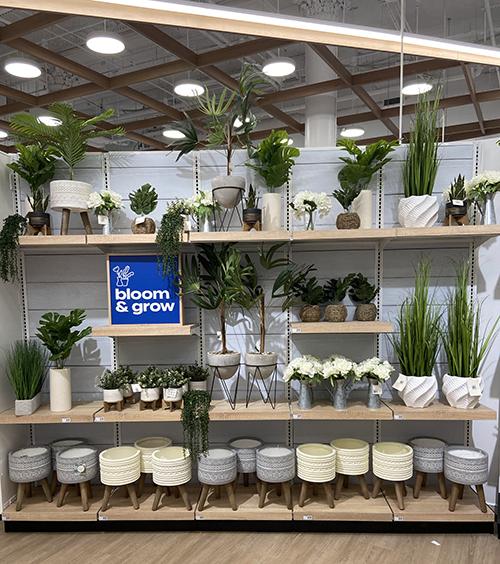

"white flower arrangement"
[354,357,394,382]
[186,191,221,220]
[283,354,323,383]
[88,189,123,216]
[289,191,332,220]
[322,355,356,381]
[465,171,500,202]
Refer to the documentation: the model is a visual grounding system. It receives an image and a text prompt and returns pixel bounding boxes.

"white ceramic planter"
[394,374,437,408]
[207,351,240,380]
[262,192,282,231]
[352,189,372,229]
[152,447,192,487]
[100,446,141,486]
[50,180,92,213]
[189,380,208,392]
[211,175,245,209]
[140,387,161,402]
[134,437,172,473]
[398,195,438,228]
[50,367,72,412]
[14,392,42,416]
[245,351,278,379]
[442,374,483,409]
[103,389,123,403]
[163,387,183,402]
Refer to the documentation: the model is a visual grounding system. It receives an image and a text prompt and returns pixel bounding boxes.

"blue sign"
[108,255,181,325]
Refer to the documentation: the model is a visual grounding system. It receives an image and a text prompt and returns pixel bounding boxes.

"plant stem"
[259,294,266,354]
[219,302,228,354]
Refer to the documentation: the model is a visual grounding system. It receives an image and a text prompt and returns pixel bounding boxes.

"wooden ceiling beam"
[461,62,486,135]
[0,12,67,42]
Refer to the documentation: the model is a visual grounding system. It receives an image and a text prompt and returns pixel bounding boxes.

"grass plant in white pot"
[391,260,441,408]
[36,309,91,412]
[441,263,498,409]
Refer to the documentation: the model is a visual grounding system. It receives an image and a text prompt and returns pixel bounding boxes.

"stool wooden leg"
[334,474,345,500]
[87,482,94,499]
[344,475,349,490]
[299,481,308,507]
[276,483,282,497]
[243,473,249,487]
[323,482,335,509]
[80,211,93,235]
[448,483,460,512]
[215,485,221,499]
[198,484,210,512]
[402,482,407,497]
[51,470,58,495]
[422,473,428,488]
[283,481,292,510]
[255,476,261,495]
[137,473,146,498]
[394,481,405,511]
[458,484,464,500]
[57,483,69,508]
[16,483,25,512]
[372,477,383,499]
[40,478,52,503]
[26,482,32,498]
[225,483,238,511]
[174,487,180,499]
[127,484,139,510]
[358,474,370,500]
[258,481,268,509]
[152,486,163,511]
[178,484,192,511]
[476,484,487,513]
[101,485,112,512]
[80,481,89,512]
[61,208,70,235]
[437,472,447,499]
[414,471,425,499]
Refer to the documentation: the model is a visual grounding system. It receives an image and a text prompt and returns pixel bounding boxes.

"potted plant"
[181,390,211,460]
[283,355,323,409]
[441,263,498,409]
[323,355,357,410]
[348,274,379,321]
[87,189,123,235]
[443,174,468,226]
[10,103,124,235]
[6,340,48,416]
[285,268,324,322]
[171,64,270,210]
[336,139,396,228]
[465,171,500,225]
[129,183,158,234]
[323,275,354,322]
[399,92,441,228]
[181,243,253,379]
[0,214,27,283]
[247,129,300,231]
[36,309,92,412]
[187,190,220,233]
[162,366,188,403]
[7,144,56,235]
[354,357,394,409]
[115,365,136,402]
[186,364,210,392]
[156,199,191,276]
[96,369,124,406]
[289,191,331,231]
[242,184,261,231]
[137,365,162,403]
[391,260,441,408]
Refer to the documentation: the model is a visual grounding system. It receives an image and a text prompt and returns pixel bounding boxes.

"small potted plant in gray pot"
[242,184,262,231]
[443,175,468,226]
[96,369,124,406]
[186,365,210,392]
[137,366,162,403]
[348,274,379,321]
[129,183,158,234]
[6,340,48,416]
[162,367,188,403]
[288,271,324,323]
[323,275,354,322]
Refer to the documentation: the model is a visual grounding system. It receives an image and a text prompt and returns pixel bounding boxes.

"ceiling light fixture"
[401,81,433,96]
[4,57,41,79]
[163,129,186,139]
[0,130,8,139]
[86,31,125,54]
[174,79,205,98]
[37,115,62,127]
[340,127,365,139]
[262,56,295,78]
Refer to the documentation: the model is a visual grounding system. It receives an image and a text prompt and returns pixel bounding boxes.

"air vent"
[383,96,400,107]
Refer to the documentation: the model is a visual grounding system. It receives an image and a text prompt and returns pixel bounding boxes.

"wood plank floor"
[0,529,499,564]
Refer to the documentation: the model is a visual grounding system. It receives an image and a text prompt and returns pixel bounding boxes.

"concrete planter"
[56,447,98,484]
[256,446,295,483]
[14,392,42,416]
[140,387,161,402]
[198,448,237,485]
[409,437,446,473]
[189,380,208,392]
[103,389,123,403]
[207,351,240,380]
[211,176,245,209]
[444,446,488,486]
[9,447,52,483]
[245,351,277,380]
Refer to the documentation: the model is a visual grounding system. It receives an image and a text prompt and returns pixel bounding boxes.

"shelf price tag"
[392,374,407,391]
[467,379,482,397]
[394,414,404,420]
[302,515,313,521]
[99,515,108,521]
[196,514,204,520]
[293,414,302,419]
[394,515,404,521]
[291,328,301,333]
[61,417,71,423]
[95,416,104,422]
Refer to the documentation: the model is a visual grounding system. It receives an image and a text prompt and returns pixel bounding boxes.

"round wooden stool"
[56,447,98,512]
[256,446,295,510]
[100,446,141,511]
[152,447,192,511]
[297,443,336,508]
[197,448,238,511]
[9,447,52,511]
[372,442,413,510]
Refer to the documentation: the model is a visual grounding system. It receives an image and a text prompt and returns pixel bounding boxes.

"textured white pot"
[211,175,245,209]
[103,389,123,403]
[442,374,483,409]
[394,374,437,408]
[207,351,240,380]
[189,380,208,392]
[50,180,92,213]
[352,190,372,229]
[245,351,278,379]
[163,387,184,402]
[140,387,161,402]
[50,368,72,412]
[262,193,282,231]
[14,392,42,416]
[398,195,438,228]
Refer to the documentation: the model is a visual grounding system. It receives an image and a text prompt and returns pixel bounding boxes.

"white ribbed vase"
[134,437,173,473]
[395,374,437,408]
[442,374,483,409]
[398,195,438,228]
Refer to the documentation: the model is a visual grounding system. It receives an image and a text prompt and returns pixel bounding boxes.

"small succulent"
[323,274,355,304]
[162,366,189,388]
[96,369,124,390]
[129,183,158,216]
[348,274,379,305]
[244,184,259,209]
[445,175,467,203]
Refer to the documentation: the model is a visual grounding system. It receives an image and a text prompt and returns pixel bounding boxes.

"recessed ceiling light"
[4,57,41,78]
[37,115,62,127]
[174,79,205,98]
[401,81,433,96]
[86,31,125,54]
[163,129,186,139]
[340,127,365,139]
[262,56,295,78]
[0,130,8,139]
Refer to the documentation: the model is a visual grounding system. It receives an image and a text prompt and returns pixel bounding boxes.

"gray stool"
[409,437,447,499]
[197,448,238,511]
[56,447,98,512]
[228,437,262,489]
[444,446,488,513]
[256,446,295,510]
[9,447,52,511]
[50,438,86,494]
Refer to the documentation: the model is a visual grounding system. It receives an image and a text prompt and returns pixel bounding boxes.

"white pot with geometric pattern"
[394,374,437,408]
[50,180,92,213]
[442,374,483,409]
[398,195,438,228]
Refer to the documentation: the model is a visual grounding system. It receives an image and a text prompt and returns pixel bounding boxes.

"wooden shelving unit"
[87,233,159,247]
[290,321,393,334]
[189,230,290,243]
[19,235,87,248]
[91,324,198,337]
[290,401,393,420]
[383,400,497,421]
[0,402,101,424]
[291,228,396,243]
[209,399,290,421]
[94,402,180,423]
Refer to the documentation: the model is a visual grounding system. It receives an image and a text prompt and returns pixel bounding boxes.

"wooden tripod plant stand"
[335,473,370,500]
[413,470,447,499]
[60,209,93,235]
[259,481,293,510]
[299,480,335,508]
[198,482,238,511]
[57,481,93,512]
[448,483,487,513]
[101,483,140,511]
[152,485,191,511]
[15,479,52,511]
[372,478,407,510]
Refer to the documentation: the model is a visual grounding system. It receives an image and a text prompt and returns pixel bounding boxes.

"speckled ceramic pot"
[56,447,98,484]
[50,438,87,467]
[409,437,446,474]
[198,448,237,485]
[444,446,488,486]
[228,438,263,474]
[256,446,295,483]
[9,447,52,483]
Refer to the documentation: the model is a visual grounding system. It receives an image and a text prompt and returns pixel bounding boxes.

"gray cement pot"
[14,392,42,416]
[409,437,446,473]
[207,351,240,380]
[198,448,237,485]
[56,447,98,484]
[211,176,245,209]
[245,352,277,380]
[444,446,488,485]
[256,446,295,483]
[9,447,51,483]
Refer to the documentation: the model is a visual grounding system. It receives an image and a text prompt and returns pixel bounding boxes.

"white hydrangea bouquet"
[322,355,356,384]
[283,354,323,383]
[289,190,331,230]
[88,189,122,216]
[186,190,221,222]
[465,171,500,202]
[354,357,394,382]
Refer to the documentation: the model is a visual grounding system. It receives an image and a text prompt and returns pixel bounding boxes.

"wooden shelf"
[291,401,393,420]
[290,321,393,334]
[291,228,396,242]
[383,400,497,421]
[19,235,86,248]
[91,324,198,337]
[87,233,158,247]
[394,225,500,245]
[209,399,290,421]
[0,402,102,424]
[94,401,180,423]
[189,230,290,243]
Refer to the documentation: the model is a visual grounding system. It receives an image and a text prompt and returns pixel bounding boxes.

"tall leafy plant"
[402,91,441,197]
[6,340,49,400]
[10,103,124,180]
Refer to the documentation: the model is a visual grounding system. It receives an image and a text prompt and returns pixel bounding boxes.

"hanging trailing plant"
[0,214,27,282]
[181,390,211,460]
[156,200,191,276]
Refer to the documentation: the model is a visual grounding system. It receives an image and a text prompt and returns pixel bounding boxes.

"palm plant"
[10,103,124,180]
[6,340,49,400]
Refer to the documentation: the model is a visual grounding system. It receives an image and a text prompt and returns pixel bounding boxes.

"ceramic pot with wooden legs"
[330,438,370,500]
[197,449,238,512]
[228,438,263,490]
[134,437,172,498]
[409,437,447,500]
[9,447,52,511]
[56,447,98,512]
[49,438,86,494]
[256,446,295,511]
[372,442,413,510]
[296,444,336,508]
[151,447,192,511]
[99,446,141,512]
[50,180,93,235]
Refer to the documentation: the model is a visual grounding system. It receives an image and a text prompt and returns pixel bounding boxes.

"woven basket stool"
[228,437,263,490]
[409,437,447,499]
[256,446,295,510]
[151,447,192,511]
[134,437,172,497]
[197,448,238,511]
[297,444,336,508]
[9,447,52,511]
[100,446,141,511]
[372,442,413,510]
[330,438,370,500]
[49,438,86,494]
[56,447,98,512]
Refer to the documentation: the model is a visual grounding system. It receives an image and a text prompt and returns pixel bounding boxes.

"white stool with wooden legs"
[151,447,192,511]
[372,442,413,510]
[297,443,336,508]
[330,438,370,500]
[99,447,141,512]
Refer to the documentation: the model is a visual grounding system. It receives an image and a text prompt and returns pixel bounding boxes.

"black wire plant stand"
[208,364,241,410]
[212,187,244,232]
[244,362,279,409]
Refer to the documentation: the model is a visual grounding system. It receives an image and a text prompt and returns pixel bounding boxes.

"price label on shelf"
[99,515,108,521]
[293,414,302,419]
[95,416,104,422]
[61,417,71,423]
[302,515,313,521]
[291,328,301,333]
[394,515,404,521]
[394,414,404,420]
[196,514,204,520]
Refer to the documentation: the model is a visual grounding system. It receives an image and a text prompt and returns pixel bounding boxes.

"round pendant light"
[86,31,125,54]
[262,56,295,78]
[174,79,205,98]
[37,115,62,127]
[0,130,8,139]
[340,127,365,139]
[163,129,186,140]
[4,57,41,78]
[401,81,433,96]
